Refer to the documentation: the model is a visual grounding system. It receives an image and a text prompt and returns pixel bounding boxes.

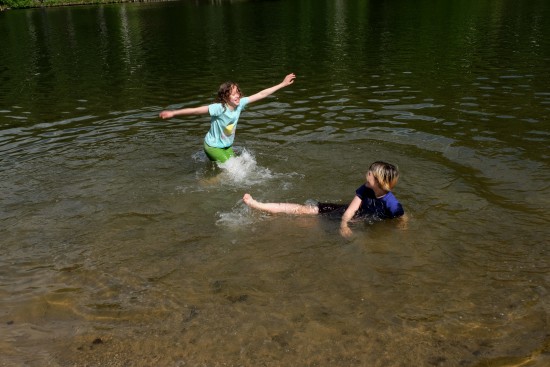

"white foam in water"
[217,148,275,186]
[214,149,302,228]
[216,201,255,228]
[178,148,302,195]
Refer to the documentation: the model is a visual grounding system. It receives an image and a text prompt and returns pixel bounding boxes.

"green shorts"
[203,142,235,163]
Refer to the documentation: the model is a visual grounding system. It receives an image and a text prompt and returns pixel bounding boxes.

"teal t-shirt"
[204,97,249,148]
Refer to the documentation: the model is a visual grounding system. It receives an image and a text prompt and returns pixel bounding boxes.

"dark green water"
[1,1,549,366]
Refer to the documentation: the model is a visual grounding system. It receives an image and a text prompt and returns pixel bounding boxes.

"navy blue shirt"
[355,185,404,219]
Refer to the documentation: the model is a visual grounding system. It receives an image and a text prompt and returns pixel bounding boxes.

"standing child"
[159,73,296,163]
[243,161,406,237]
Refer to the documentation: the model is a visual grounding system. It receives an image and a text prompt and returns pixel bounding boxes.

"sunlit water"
[1,0,549,366]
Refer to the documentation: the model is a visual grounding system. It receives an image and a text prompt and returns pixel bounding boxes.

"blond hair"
[368,161,400,192]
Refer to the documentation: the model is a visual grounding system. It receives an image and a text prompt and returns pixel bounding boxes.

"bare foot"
[243,193,257,208]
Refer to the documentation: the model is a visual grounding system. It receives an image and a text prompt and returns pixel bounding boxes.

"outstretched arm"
[339,195,362,238]
[159,105,209,119]
[247,73,296,104]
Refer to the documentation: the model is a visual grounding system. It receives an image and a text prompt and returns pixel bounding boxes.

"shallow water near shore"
[1,0,550,366]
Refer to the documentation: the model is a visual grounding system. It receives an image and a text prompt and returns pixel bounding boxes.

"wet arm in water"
[396,213,409,230]
[339,195,362,238]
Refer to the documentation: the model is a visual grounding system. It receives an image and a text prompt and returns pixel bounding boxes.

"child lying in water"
[243,161,406,237]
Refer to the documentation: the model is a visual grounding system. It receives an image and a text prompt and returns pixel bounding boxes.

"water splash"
[178,148,299,194]
[216,201,255,228]
[216,148,275,186]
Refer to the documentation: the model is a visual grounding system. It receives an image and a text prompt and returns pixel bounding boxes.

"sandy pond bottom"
[1,141,548,367]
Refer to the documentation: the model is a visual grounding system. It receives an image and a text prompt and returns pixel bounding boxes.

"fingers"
[159,111,172,119]
[339,226,353,238]
[285,73,296,84]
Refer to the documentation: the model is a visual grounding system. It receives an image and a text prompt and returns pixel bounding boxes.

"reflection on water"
[1,0,549,366]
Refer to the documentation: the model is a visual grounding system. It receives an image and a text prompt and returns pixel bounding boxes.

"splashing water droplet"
[217,149,274,186]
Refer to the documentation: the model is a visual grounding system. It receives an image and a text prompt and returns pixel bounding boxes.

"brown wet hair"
[215,82,242,108]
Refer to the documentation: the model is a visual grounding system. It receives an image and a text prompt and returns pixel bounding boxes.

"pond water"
[1,0,549,366]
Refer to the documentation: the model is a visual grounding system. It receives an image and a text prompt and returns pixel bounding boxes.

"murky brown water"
[1,0,549,366]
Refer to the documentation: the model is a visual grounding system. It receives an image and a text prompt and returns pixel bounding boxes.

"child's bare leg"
[243,194,318,215]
